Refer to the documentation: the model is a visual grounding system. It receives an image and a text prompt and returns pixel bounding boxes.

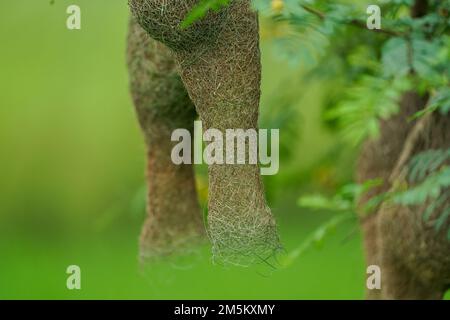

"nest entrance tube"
[129,0,282,265]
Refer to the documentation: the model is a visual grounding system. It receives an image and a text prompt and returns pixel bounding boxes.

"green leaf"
[414,88,450,118]
[423,192,449,221]
[435,206,450,232]
[394,166,450,206]
[280,212,354,267]
[382,37,410,77]
[180,0,231,29]
[408,148,450,182]
[382,37,443,80]
[298,179,383,213]
[324,75,410,145]
[298,194,351,211]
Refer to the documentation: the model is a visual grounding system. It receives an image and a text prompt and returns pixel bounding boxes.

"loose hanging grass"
[129,0,282,266]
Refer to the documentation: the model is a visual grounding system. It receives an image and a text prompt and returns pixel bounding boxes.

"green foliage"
[260,5,329,67]
[285,179,382,264]
[325,75,411,145]
[281,212,353,267]
[179,0,450,254]
[253,1,360,67]
[428,87,450,115]
[414,87,450,117]
[298,179,383,213]
[255,0,450,144]
[180,0,231,29]
[257,0,450,256]
[394,166,450,205]
[293,147,450,260]
[393,149,450,239]
[382,37,440,78]
[407,148,450,183]
[260,80,303,160]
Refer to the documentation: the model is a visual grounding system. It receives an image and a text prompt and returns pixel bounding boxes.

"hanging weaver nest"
[129,0,229,52]
[128,0,282,266]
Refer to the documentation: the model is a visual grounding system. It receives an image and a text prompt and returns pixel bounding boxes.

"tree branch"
[300,4,405,37]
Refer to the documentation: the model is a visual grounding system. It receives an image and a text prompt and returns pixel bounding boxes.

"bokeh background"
[1,0,446,299]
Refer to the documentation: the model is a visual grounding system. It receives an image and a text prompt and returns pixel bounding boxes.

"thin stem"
[300,4,405,37]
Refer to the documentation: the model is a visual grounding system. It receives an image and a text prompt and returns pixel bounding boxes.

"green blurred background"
[0,0,384,299]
